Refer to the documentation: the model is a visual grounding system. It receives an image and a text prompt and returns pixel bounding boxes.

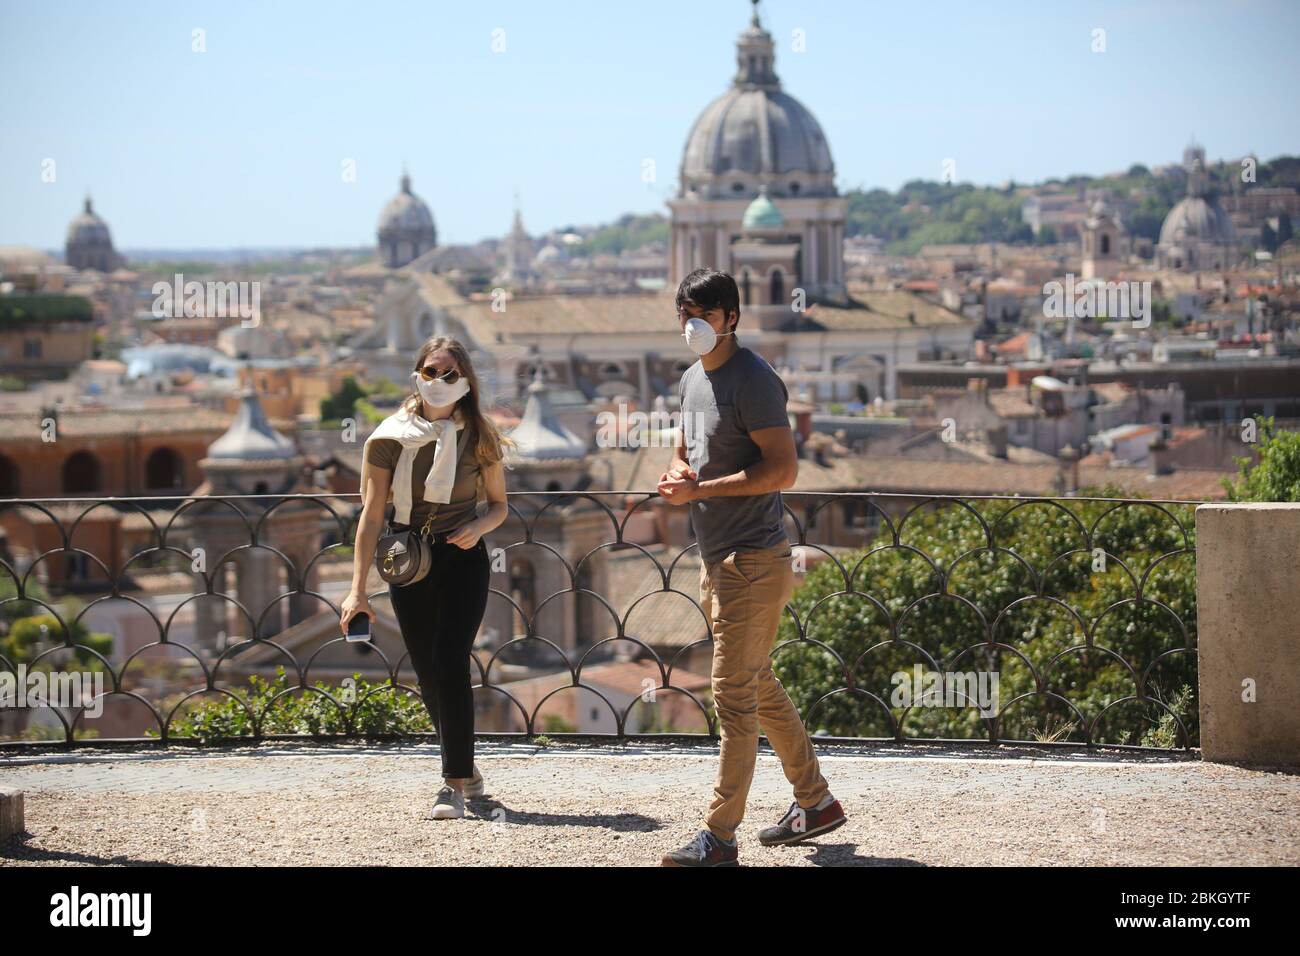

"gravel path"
[2,742,1297,866]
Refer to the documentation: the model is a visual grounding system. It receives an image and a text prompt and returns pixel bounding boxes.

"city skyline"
[3,0,1299,251]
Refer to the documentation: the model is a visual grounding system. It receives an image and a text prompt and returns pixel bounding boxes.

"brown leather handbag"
[373,426,472,587]
[374,506,437,587]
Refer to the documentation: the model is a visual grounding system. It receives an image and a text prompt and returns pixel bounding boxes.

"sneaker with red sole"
[758,797,847,846]
[661,829,739,867]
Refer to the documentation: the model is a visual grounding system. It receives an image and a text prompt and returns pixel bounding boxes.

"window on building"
[145,447,185,490]
[0,454,17,496]
[62,451,101,494]
[63,551,90,583]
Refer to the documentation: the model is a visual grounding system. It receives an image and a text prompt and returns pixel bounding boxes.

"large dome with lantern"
[1155,144,1239,271]
[64,197,123,272]
[678,3,836,201]
[377,171,437,268]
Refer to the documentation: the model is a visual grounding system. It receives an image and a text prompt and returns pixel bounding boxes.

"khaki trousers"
[699,543,830,841]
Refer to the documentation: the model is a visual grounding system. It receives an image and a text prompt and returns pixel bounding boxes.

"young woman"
[341,336,510,820]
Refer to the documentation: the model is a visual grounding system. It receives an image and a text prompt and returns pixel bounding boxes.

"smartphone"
[345,612,370,643]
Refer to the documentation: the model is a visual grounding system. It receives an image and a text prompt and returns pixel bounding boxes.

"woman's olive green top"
[365,422,482,533]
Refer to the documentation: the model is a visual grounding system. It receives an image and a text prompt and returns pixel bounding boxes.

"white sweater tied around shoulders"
[361,405,466,525]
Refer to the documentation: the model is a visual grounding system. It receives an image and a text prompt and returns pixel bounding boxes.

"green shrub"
[776,486,1199,748]
[159,667,432,741]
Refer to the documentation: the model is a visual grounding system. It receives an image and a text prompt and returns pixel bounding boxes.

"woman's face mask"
[414,371,470,408]
[682,315,735,356]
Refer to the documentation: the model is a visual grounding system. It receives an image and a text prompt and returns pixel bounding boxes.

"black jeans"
[387,536,490,779]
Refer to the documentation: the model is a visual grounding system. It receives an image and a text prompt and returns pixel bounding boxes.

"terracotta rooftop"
[0,406,234,442]
[414,274,970,339]
[791,453,1230,501]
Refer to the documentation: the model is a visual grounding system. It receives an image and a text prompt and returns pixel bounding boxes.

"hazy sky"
[3,0,1298,251]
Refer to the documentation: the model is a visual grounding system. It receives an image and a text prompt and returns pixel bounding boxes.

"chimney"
[795,409,813,442]
[1058,444,1080,494]
[987,424,1008,459]
[1149,438,1173,476]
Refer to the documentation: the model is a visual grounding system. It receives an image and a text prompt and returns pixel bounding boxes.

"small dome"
[377,173,436,237]
[0,245,55,270]
[207,389,297,461]
[1159,196,1236,246]
[66,198,113,246]
[510,374,586,461]
[742,187,784,230]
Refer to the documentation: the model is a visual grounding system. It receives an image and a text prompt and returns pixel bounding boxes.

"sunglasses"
[416,366,462,385]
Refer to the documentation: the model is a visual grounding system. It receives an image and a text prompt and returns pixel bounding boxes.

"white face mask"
[414,373,470,408]
[682,316,735,356]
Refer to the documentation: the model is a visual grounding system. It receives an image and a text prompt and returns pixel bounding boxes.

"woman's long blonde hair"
[403,336,511,465]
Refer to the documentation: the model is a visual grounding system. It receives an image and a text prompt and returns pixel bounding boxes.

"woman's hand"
[340,590,374,636]
[447,521,483,550]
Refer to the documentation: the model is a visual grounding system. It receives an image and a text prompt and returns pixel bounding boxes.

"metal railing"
[0,489,1202,751]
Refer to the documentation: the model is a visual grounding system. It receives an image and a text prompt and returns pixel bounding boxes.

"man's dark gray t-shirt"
[678,346,790,564]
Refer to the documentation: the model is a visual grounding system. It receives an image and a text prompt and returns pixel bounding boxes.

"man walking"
[658,268,846,866]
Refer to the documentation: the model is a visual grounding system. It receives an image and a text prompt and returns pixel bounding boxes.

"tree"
[1224,417,1300,502]
[1,612,112,669]
[1277,212,1294,246]
[1261,222,1278,253]
[1128,195,1174,244]
[320,375,369,423]
[0,581,111,670]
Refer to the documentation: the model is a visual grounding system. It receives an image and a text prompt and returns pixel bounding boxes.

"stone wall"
[1196,502,1300,766]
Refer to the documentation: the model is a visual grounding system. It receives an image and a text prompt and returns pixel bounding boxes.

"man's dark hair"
[675,268,740,324]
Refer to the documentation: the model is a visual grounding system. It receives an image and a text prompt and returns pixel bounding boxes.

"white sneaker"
[463,763,485,798]
[430,785,465,820]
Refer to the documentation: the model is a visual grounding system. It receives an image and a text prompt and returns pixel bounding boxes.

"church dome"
[66,198,113,247]
[378,172,437,268]
[535,243,564,264]
[1159,195,1236,246]
[378,173,435,236]
[0,245,55,271]
[679,7,835,200]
